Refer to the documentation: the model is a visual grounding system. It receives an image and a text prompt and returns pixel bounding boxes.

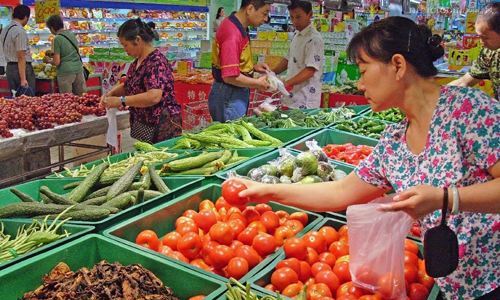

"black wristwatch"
[120,96,127,107]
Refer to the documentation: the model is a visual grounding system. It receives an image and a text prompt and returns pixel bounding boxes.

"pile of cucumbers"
[1,161,171,221]
[160,150,248,176]
[333,118,387,139]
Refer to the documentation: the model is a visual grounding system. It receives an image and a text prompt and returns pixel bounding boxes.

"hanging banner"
[35,0,60,24]
[0,0,19,6]
[87,0,208,7]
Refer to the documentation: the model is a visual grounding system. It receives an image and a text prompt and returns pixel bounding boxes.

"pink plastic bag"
[346,195,414,299]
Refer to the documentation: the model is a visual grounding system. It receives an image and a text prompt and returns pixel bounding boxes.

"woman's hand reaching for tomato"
[223,178,277,205]
[378,185,443,219]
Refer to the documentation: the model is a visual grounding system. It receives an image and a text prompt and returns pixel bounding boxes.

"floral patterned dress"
[355,86,499,299]
[125,49,182,142]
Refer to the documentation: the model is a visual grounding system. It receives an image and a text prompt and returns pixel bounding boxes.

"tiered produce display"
[0,105,442,300]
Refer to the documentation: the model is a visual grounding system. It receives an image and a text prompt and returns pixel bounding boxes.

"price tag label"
[35,0,60,24]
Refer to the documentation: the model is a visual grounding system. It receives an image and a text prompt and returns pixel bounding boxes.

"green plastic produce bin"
[46,150,184,179]
[0,177,203,232]
[0,234,225,300]
[217,148,354,180]
[287,128,377,166]
[154,128,316,150]
[248,217,439,300]
[214,285,281,300]
[155,148,272,177]
[0,219,93,270]
[104,183,323,284]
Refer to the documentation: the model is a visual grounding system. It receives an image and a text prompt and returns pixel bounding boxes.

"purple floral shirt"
[125,49,181,125]
[355,86,499,299]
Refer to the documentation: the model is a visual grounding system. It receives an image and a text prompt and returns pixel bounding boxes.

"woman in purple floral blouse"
[101,19,182,143]
[232,17,499,299]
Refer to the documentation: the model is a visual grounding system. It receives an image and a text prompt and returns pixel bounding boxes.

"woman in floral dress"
[102,19,182,143]
[233,17,499,299]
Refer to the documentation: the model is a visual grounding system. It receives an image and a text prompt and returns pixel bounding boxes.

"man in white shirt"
[272,0,324,108]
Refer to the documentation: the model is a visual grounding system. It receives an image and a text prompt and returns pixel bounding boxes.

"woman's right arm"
[106,82,126,97]
[236,172,386,212]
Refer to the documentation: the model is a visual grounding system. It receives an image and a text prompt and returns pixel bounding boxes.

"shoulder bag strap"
[2,24,16,48]
[57,33,83,63]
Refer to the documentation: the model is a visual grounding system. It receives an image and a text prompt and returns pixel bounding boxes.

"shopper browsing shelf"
[234,17,499,299]
[449,3,500,100]
[213,7,225,33]
[101,19,182,143]
[0,5,35,96]
[209,0,272,122]
[44,15,86,96]
[272,0,324,109]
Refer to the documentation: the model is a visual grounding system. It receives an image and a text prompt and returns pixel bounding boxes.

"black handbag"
[423,187,459,278]
[58,33,90,81]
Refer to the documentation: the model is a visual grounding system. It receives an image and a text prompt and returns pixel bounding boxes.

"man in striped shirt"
[0,5,35,95]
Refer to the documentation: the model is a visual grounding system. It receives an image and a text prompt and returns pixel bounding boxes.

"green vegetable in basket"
[133,141,159,152]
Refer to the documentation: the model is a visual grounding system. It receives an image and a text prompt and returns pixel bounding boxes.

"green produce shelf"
[46,150,184,179]
[217,148,354,181]
[104,183,323,285]
[248,217,439,300]
[0,177,203,232]
[155,148,272,178]
[287,128,378,166]
[0,219,93,270]
[360,108,406,124]
[0,234,226,300]
[330,116,391,142]
[153,128,316,150]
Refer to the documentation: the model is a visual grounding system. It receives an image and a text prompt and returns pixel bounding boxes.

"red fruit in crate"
[238,226,259,245]
[194,209,218,232]
[282,282,304,297]
[276,257,301,275]
[305,247,320,265]
[274,225,294,246]
[284,219,304,235]
[299,260,312,282]
[319,252,337,268]
[303,232,327,253]
[221,179,248,206]
[315,270,340,295]
[209,222,234,245]
[271,267,299,292]
[260,211,280,234]
[319,226,340,246]
[336,282,366,298]
[409,283,429,300]
[255,203,272,214]
[377,273,404,299]
[228,219,246,236]
[284,237,307,260]
[161,231,181,250]
[242,207,261,224]
[226,257,249,280]
[235,245,262,268]
[333,261,351,283]
[289,212,308,227]
[404,264,419,284]
[311,262,332,277]
[135,230,161,252]
[252,233,277,257]
[209,245,234,270]
[306,283,333,300]
[177,232,202,260]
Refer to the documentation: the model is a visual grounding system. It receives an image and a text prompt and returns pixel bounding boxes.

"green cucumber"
[240,121,282,146]
[203,150,232,169]
[10,188,36,202]
[39,186,76,205]
[67,162,109,203]
[106,161,144,200]
[136,189,145,204]
[0,203,76,218]
[40,193,52,204]
[140,170,151,190]
[80,195,108,206]
[127,190,163,200]
[164,151,223,172]
[86,186,112,199]
[245,140,272,147]
[103,193,135,210]
[63,181,81,190]
[177,166,218,175]
[149,167,170,193]
[51,208,111,221]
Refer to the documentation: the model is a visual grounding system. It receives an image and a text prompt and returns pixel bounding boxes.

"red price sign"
[35,0,60,24]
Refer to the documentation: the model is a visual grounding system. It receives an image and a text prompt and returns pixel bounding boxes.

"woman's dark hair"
[288,0,312,14]
[46,15,64,32]
[347,16,444,78]
[477,3,500,34]
[216,7,224,19]
[146,21,156,30]
[240,0,272,10]
[13,5,30,20]
[117,18,159,43]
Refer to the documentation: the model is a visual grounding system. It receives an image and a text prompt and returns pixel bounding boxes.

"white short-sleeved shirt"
[0,21,32,63]
[283,24,324,109]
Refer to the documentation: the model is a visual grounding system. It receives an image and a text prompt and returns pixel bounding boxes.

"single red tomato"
[169,251,189,263]
[311,262,332,277]
[319,226,340,246]
[201,240,219,263]
[177,232,202,260]
[409,283,429,300]
[187,295,205,300]
[283,237,307,260]
[417,269,435,291]
[175,216,195,228]
[338,225,349,237]
[209,222,234,245]
[404,264,419,284]
[404,251,419,267]
[194,209,218,232]
[209,245,234,270]
[315,270,340,296]
[274,225,294,246]
[284,219,304,235]
[271,267,299,292]
[199,199,215,211]
[275,210,289,219]
[228,219,246,237]
[282,282,304,297]
[176,221,199,236]
[242,207,261,224]
[318,252,337,268]
[276,257,301,275]
[215,197,231,211]
[159,245,173,256]
[359,295,382,300]
[329,241,349,259]
[305,247,320,265]
[264,284,276,292]
[289,211,309,227]
[183,209,198,219]
[230,239,244,251]
[299,260,312,282]
[235,245,262,268]
[307,283,333,300]
[260,211,280,234]
[336,282,366,298]
[247,220,267,233]
[136,230,161,252]
[226,257,249,280]
[333,261,351,283]
[252,233,277,257]
[161,231,181,251]
[237,226,259,245]
[221,179,248,206]
[255,203,273,214]
[377,273,404,299]
[303,232,327,253]
[404,239,419,255]
[190,258,211,271]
